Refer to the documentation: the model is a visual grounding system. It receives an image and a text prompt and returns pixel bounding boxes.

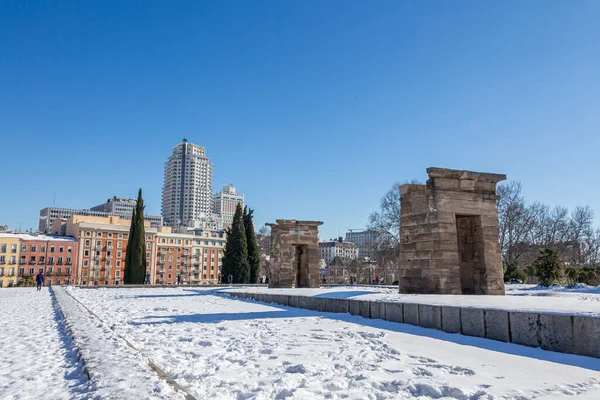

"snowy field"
[3,285,600,399]
[0,289,89,399]
[225,284,600,317]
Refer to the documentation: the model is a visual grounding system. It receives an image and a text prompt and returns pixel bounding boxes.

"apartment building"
[319,239,359,265]
[59,215,157,286]
[0,234,20,287]
[154,227,194,285]
[191,229,226,284]
[17,234,78,286]
[214,184,244,228]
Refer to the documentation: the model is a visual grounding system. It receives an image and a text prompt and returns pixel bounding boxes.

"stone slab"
[331,298,349,314]
[485,309,509,342]
[385,302,403,323]
[318,297,333,313]
[349,300,361,316]
[441,306,461,333]
[509,312,540,348]
[403,303,419,326]
[418,305,442,330]
[370,302,386,320]
[461,308,485,338]
[540,314,574,354]
[573,316,600,358]
[359,300,371,319]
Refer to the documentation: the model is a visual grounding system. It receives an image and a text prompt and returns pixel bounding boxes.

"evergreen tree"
[124,189,147,284]
[221,204,249,283]
[533,248,563,286]
[244,206,261,284]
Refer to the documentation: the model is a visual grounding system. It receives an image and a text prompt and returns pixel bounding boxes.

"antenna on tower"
[183,131,187,142]
[53,192,56,207]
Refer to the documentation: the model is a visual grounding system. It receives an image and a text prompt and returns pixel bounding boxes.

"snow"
[0,288,89,399]
[62,286,600,399]
[54,287,185,400]
[225,284,600,317]
[0,233,77,242]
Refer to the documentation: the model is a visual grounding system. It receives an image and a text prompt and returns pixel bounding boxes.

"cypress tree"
[124,189,147,284]
[244,206,261,284]
[221,203,249,283]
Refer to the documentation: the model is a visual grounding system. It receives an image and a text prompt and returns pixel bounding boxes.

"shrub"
[503,261,528,284]
[532,248,563,286]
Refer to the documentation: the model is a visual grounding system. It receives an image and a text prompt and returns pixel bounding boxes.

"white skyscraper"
[214,184,244,228]
[162,136,213,227]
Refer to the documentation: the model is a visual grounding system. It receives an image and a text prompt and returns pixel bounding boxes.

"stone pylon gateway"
[267,220,322,288]
[399,168,506,295]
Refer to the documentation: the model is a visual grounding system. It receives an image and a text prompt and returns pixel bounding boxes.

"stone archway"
[266,220,322,288]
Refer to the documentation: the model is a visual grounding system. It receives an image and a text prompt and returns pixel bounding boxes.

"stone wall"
[399,168,506,295]
[226,291,600,359]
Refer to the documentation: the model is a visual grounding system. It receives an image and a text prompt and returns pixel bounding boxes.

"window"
[116,260,121,267]
[19,267,24,275]
[107,241,112,248]
[118,233,123,239]
[31,245,37,252]
[86,231,91,236]
[85,239,90,246]
[108,233,113,238]
[67,246,72,253]
[50,246,55,253]
[39,256,45,264]
[39,268,44,273]
[11,244,17,253]
[96,241,101,247]
[9,256,16,264]
[97,232,103,238]
[66,257,72,265]
[30,256,36,264]
[168,256,173,262]
[0,244,6,253]
[48,256,54,264]
[41,245,46,252]
[57,257,63,265]
[115,271,120,277]
[83,260,88,266]
[48,267,53,274]
[117,251,122,257]
[117,242,122,248]
[146,252,150,258]
[146,243,151,249]
[66,268,71,274]
[29,268,34,274]
[21,244,27,252]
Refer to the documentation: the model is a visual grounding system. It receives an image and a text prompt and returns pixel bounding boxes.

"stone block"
[331,298,349,314]
[418,305,442,330]
[348,300,361,316]
[461,308,485,338]
[288,295,301,308]
[540,314,574,354]
[385,302,403,323]
[485,309,509,342]
[359,300,371,319]
[509,312,540,348]
[370,302,386,320]
[305,297,320,311]
[441,306,461,333]
[573,316,600,358]
[318,297,333,313]
[277,295,290,306]
[403,303,419,326]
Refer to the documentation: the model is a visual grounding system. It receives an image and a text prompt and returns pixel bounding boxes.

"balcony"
[39,260,46,265]
[57,261,63,265]
[47,261,54,265]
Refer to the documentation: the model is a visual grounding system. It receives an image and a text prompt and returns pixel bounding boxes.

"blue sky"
[1,1,599,239]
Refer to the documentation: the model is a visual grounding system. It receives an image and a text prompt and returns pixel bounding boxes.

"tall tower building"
[162,135,213,227]
[214,184,244,228]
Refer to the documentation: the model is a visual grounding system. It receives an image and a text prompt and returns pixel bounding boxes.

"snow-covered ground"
[60,286,600,399]
[0,288,89,399]
[225,284,600,317]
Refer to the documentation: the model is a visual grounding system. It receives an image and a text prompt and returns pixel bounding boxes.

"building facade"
[162,137,213,227]
[0,234,20,287]
[345,229,380,259]
[154,227,193,285]
[91,196,136,215]
[17,234,78,286]
[214,184,244,228]
[61,215,158,286]
[39,205,163,231]
[191,229,226,284]
[319,239,359,265]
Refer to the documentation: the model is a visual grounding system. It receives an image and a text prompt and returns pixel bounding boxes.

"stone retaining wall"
[226,291,600,359]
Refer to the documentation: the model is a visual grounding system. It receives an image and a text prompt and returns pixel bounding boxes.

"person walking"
[177,274,181,285]
[35,272,44,291]
[145,272,151,285]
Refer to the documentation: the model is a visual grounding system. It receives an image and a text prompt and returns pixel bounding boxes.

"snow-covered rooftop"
[0,233,77,242]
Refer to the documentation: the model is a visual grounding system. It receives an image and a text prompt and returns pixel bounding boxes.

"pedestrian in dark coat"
[36,272,44,291]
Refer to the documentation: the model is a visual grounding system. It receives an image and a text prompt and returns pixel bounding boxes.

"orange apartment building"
[154,227,193,284]
[17,234,78,285]
[191,229,226,284]
[53,215,157,286]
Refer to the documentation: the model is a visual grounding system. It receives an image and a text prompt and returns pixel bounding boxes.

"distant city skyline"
[1,1,599,240]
